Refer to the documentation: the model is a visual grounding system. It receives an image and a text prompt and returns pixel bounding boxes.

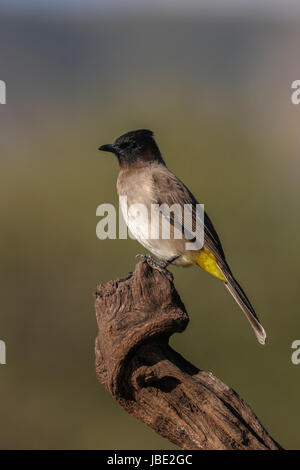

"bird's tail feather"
[220,266,266,345]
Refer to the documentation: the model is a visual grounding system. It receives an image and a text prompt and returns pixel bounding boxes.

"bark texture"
[94,260,281,450]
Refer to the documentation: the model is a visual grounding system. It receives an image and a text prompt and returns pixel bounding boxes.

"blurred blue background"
[1,0,300,449]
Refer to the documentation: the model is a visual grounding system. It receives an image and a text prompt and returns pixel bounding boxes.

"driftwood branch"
[94,261,281,450]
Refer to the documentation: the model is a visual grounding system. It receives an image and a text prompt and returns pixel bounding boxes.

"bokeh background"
[1,0,300,450]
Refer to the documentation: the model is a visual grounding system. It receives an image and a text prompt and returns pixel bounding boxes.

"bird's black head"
[99,129,164,167]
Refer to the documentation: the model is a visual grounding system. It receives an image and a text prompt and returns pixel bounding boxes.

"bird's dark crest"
[115,129,154,146]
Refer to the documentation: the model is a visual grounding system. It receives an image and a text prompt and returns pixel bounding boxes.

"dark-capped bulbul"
[99,129,266,345]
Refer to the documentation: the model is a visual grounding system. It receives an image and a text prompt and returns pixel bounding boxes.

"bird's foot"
[135,254,167,272]
[135,254,178,281]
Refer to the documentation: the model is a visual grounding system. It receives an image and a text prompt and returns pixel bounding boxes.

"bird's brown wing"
[151,167,226,262]
[151,167,266,344]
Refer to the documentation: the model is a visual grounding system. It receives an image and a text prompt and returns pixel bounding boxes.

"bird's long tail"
[221,267,266,345]
[195,248,266,344]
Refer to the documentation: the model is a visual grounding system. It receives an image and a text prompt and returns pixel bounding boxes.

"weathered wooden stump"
[94,260,281,450]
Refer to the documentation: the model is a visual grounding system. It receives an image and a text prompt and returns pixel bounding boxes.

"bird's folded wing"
[151,168,226,262]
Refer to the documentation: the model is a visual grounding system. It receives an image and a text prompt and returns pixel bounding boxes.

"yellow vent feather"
[196,248,226,281]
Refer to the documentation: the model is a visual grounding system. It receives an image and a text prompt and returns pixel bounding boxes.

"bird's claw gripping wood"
[135,254,174,280]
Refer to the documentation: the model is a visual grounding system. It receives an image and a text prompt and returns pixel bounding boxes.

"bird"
[99,129,266,345]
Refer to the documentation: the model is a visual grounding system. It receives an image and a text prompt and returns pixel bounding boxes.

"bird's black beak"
[98,144,115,153]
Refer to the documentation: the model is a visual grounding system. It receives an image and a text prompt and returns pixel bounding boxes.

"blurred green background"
[1,1,300,450]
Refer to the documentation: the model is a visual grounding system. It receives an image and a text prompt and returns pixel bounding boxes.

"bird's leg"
[135,254,179,279]
[135,254,164,270]
[163,255,180,268]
